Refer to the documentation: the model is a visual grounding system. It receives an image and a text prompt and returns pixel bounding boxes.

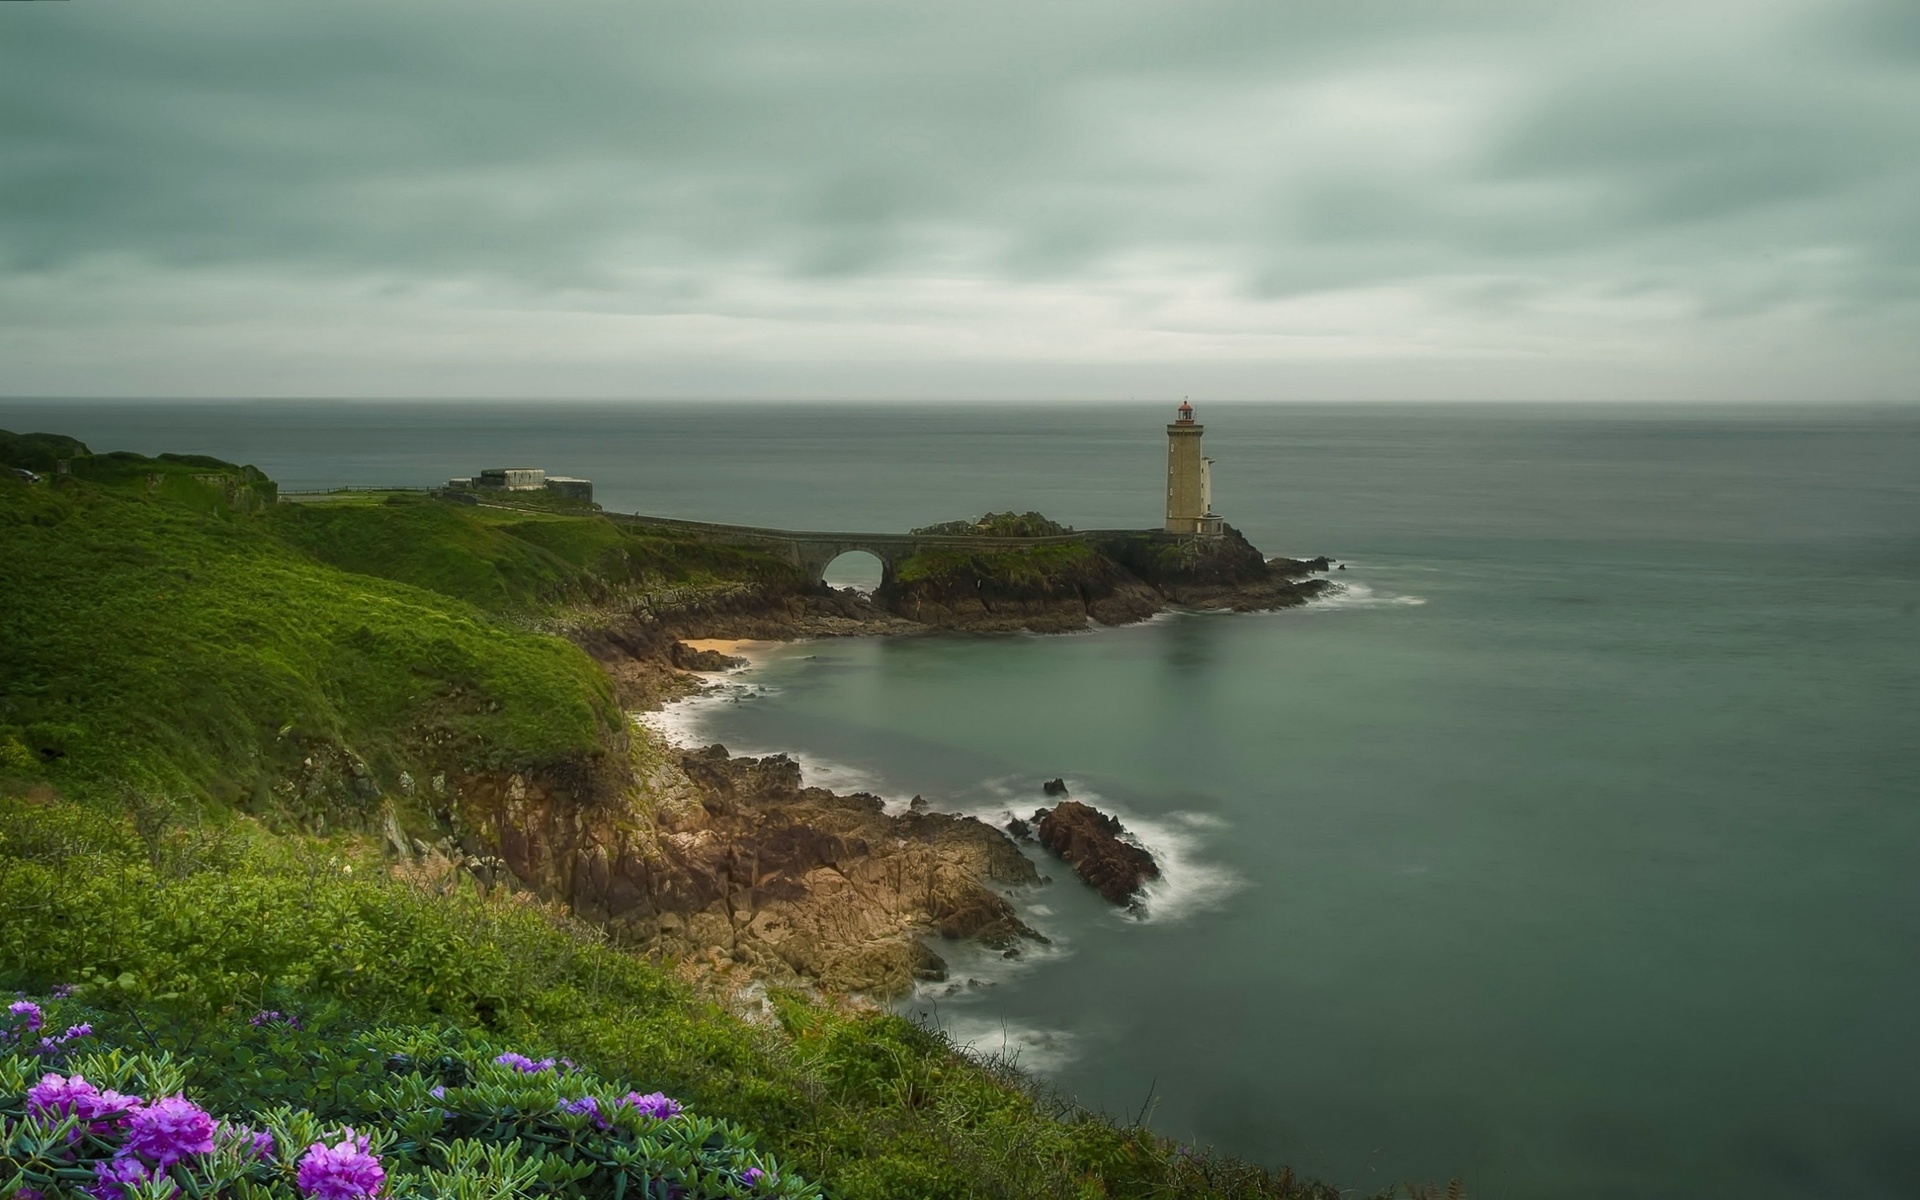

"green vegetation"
[893,541,1101,589]
[911,511,1073,538]
[0,433,808,809]
[267,499,799,617]
[0,436,1407,1199]
[0,469,620,809]
[0,798,1370,1199]
[2,1003,814,1198]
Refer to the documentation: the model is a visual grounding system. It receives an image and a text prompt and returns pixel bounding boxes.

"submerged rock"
[1034,800,1161,906]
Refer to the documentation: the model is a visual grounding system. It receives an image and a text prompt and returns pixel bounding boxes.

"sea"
[6,398,1918,1200]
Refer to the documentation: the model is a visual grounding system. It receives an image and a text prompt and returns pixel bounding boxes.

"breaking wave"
[1307,580,1426,610]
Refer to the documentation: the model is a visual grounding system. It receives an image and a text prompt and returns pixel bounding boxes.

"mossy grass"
[893,541,1100,588]
[910,511,1074,538]
[0,799,1382,1200]
[0,470,620,806]
[267,498,803,617]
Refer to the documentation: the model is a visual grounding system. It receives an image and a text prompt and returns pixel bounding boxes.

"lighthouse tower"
[1165,399,1223,535]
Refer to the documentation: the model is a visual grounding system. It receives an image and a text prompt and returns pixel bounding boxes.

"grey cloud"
[0,0,1915,398]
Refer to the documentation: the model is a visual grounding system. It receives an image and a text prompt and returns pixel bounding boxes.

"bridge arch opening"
[821,549,885,594]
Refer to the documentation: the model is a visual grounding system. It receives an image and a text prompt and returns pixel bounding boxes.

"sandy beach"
[679,637,784,668]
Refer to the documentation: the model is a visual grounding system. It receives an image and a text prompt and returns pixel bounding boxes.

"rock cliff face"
[1097,526,1332,613]
[453,745,1041,997]
[1034,800,1161,906]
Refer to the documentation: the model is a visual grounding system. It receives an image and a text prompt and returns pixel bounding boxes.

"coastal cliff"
[451,743,1041,997]
[0,445,1329,997]
[0,433,1395,1199]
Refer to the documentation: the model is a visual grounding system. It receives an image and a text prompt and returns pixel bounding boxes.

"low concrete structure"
[474,467,547,491]
[444,466,593,504]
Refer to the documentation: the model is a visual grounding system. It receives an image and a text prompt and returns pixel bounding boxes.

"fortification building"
[1165,399,1223,535]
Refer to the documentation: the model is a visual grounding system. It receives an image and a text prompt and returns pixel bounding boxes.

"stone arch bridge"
[603,512,1131,586]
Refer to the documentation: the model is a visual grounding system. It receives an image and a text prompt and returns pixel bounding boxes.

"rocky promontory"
[874,519,1329,634]
[1034,799,1161,906]
[453,744,1042,997]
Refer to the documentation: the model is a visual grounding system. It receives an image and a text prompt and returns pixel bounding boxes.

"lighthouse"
[1165,399,1224,535]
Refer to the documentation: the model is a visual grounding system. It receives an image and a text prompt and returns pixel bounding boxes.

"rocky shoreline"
[451,740,1044,997]
[448,522,1340,998]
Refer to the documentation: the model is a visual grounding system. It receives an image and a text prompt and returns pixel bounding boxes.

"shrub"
[0,996,817,1198]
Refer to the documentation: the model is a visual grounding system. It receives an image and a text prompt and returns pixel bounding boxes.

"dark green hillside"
[267,496,804,615]
[0,466,620,811]
[893,540,1099,587]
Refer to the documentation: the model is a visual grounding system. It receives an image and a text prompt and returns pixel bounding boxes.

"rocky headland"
[499,512,1335,990]
[876,521,1331,634]
[449,743,1042,997]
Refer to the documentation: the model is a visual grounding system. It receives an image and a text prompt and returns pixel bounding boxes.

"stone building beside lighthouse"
[1165,399,1224,535]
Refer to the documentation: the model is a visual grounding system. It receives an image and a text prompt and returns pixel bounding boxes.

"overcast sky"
[2,0,1916,401]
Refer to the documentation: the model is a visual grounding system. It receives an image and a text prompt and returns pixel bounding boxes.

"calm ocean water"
[8,399,1919,1199]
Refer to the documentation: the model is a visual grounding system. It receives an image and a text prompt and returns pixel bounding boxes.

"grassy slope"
[0,474,620,805]
[0,802,1360,1200]
[267,497,804,615]
[0,444,1392,1200]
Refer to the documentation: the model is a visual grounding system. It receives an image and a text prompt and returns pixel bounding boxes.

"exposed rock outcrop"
[1034,799,1160,906]
[454,745,1042,997]
[872,523,1330,634]
[1097,526,1332,613]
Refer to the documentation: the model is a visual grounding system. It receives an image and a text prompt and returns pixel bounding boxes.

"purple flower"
[620,1091,683,1120]
[33,1022,93,1056]
[741,1166,773,1189]
[493,1051,556,1073]
[249,1009,301,1029]
[123,1095,217,1169]
[219,1120,276,1161]
[51,983,77,999]
[27,1072,142,1129]
[88,1155,152,1200]
[296,1130,386,1200]
[9,1000,44,1033]
[559,1095,611,1129]
[428,1085,446,1101]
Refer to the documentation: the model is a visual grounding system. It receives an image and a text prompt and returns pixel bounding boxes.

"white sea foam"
[923,1012,1079,1074]
[1305,580,1427,610]
[1173,811,1228,830]
[1105,804,1244,923]
[633,681,754,747]
[637,668,923,805]
[791,754,907,803]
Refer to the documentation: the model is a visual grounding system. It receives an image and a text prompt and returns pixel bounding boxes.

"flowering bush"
[0,995,815,1199]
[3,1001,92,1066]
